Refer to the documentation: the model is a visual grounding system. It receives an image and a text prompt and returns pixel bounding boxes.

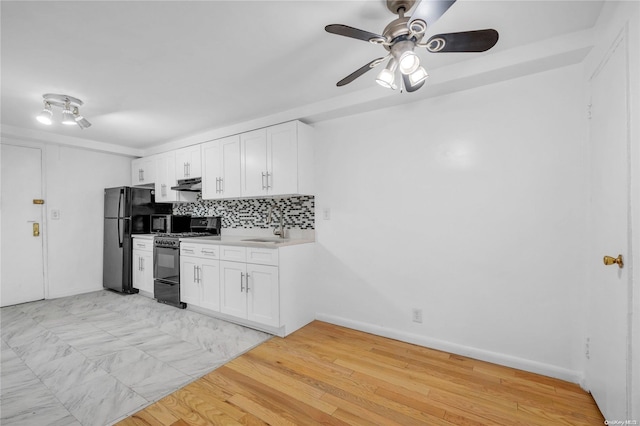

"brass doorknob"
[603,254,624,268]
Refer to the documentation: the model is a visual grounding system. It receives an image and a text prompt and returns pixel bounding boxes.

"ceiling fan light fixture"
[376,58,398,89]
[408,66,429,86]
[398,50,420,75]
[36,102,53,125]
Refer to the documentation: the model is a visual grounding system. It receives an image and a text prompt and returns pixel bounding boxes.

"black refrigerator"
[103,186,171,293]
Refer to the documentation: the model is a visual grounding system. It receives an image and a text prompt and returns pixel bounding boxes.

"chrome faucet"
[267,202,285,238]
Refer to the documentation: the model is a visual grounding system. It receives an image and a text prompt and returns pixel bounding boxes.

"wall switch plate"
[323,208,331,220]
[412,308,423,323]
[51,209,60,220]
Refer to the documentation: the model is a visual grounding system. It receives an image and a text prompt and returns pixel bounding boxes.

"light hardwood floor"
[118,321,604,425]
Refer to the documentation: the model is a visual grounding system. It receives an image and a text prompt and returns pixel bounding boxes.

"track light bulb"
[61,102,76,125]
[73,108,91,129]
[36,102,53,125]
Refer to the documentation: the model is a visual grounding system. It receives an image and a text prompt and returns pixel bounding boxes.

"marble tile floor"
[0,290,271,426]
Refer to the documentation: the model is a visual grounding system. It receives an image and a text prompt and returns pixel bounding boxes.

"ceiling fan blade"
[408,0,456,32]
[325,24,385,43]
[402,73,426,93]
[424,29,499,53]
[336,57,385,87]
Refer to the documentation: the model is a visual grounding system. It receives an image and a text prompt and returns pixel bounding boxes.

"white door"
[220,260,247,318]
[267,121,298,195]
[200,258,221,312]
[180,257,200,306]
[241,128,267,197]
[586,33,631,420]
[1,144,45,306]
[246,263,279,327]
[221,135,241,198]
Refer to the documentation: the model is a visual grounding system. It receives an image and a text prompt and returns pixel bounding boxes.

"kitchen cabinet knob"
[603,254,624,269]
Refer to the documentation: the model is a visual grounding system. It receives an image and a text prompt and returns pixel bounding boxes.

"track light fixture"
[36,94,91,129]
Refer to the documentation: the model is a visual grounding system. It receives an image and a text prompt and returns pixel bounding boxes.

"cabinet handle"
[193,265,197,283]
[240,272,245,292]
[261,172,266,190]
[139,169,143,182]
[266,172,271,190]
[187,163,191,178]
[219,177,224,193]
[141,257,144,271]
[161,184,167,197]
[246,273,250,292]
[202,250,215,255]
[183,248,194,254]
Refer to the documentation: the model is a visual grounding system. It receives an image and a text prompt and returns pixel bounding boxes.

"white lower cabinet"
[180,243,220,311]
[132,238,153,295]
[179,241,314,337]
[220,260,279,327]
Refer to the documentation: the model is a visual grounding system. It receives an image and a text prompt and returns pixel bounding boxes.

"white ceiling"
[1,0,604,154]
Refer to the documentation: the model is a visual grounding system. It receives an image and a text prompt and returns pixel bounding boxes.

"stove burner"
[154,232,213,238]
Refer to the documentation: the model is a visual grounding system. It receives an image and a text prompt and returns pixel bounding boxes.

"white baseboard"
[315,313,585,386]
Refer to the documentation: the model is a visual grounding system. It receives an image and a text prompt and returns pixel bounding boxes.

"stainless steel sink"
[241,238,284,243]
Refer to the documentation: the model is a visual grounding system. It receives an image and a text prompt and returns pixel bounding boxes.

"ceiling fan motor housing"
[386,0,415,15]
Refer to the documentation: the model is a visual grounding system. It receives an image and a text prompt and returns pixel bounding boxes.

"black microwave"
[150,215,191,233]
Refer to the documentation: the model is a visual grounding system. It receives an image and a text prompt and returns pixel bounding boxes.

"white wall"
[312,64,588,382]
[44,145,131,298]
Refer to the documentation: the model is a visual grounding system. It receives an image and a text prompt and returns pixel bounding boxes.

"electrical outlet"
[412,308,423,323]
[323,208,331,220]
[585,337,590,359]
[51,209,60,220]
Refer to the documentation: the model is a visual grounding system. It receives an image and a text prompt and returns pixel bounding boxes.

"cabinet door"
[132,251,145,291]
[132,157,156,186]
[267,121,298,195]
[220,261,247,318]
[155,153,176,203]
[220,135,241,198]
[246,264,279,327]
[241,128,267,197]
[201,140,222,200]
[200,258,221,312]
[176,145,201,180]
[180,257,200,306]
[140,252,154,293]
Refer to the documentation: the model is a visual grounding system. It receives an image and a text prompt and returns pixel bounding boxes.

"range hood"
[171,178,202,192]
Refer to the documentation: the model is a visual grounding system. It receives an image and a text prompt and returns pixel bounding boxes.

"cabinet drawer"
[181,243,219,259]
[132,238,153,252]
[220,245,247,262]
[246,247,279,266]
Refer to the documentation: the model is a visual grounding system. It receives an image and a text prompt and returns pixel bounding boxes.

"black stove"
[153,216,221,309]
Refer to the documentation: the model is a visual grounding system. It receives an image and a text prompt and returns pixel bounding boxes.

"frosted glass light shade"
[399,51,420,75]
[408,66,429,86]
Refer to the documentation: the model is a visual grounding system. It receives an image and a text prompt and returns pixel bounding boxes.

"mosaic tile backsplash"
[173,195,315,230]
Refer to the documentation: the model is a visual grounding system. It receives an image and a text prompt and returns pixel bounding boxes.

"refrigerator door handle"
[117,188,124,248]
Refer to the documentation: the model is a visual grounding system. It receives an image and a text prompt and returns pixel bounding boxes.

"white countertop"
[180,235,314,248]
[132,233,314,248]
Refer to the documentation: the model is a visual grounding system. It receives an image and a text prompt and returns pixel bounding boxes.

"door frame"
[0,137,50,301]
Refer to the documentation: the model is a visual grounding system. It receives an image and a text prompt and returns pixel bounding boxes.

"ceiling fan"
[325,0,499,92]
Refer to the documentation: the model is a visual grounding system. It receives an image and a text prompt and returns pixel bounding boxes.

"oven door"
[153,245,179,284]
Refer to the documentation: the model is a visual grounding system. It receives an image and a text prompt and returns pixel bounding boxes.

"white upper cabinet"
[155,152,197,203]
[202,135,241,200]
[131,156,156,186]
[240,121,314,197]
[175,145,202,180]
